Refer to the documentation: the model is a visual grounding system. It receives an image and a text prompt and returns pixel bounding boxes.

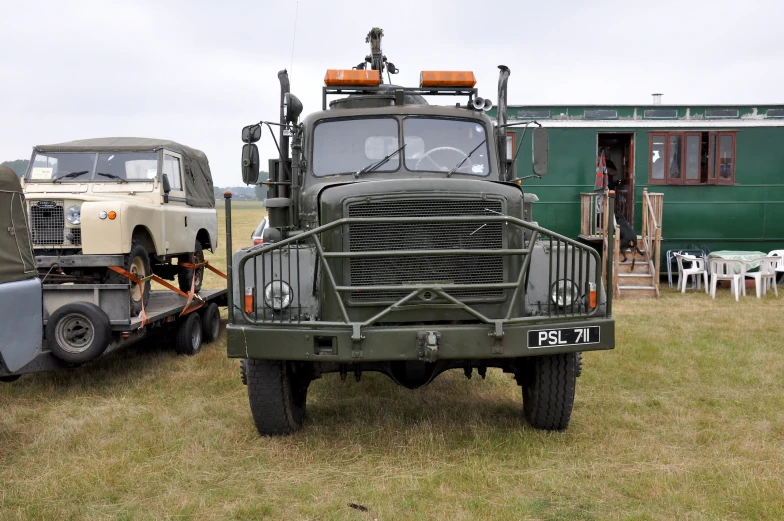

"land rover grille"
[28,200,81,247]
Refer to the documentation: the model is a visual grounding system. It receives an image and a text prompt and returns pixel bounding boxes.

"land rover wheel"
[178,241,204,293]
[45,302,112,364]
[174,313,202,356]
[519,353,578,431]
[200,303,221,343]
[246,359,309,436]
[127,240,151,317]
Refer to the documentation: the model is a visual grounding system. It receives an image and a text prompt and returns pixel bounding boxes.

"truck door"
[162,152,190,255]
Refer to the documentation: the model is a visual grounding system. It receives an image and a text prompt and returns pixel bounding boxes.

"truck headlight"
[264,281,292,310]
[551,280,579,308]
[66,205,81,225]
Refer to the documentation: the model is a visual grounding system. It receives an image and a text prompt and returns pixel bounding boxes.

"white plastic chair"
[710,259,745,301]
[768,250,784,288]
[674,253,708,294]
[745,256,779,298]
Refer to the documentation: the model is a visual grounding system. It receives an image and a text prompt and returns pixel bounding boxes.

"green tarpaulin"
[0,165,36,284]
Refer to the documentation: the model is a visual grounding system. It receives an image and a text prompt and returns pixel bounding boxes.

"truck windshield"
[313,118,399,176]
[27,152,159,182]
[404,118,490,176]
[311,116,491,177]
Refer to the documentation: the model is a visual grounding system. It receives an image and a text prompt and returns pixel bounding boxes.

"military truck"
[225,32,615,435]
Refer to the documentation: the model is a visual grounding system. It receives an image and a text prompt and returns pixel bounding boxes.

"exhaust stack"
[496,65,511,179]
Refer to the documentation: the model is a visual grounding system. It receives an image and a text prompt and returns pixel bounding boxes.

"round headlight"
[66,205,81,225]
[264,281,292,310]
[550,280,580,308]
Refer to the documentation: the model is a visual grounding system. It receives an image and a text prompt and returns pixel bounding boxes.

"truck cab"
[226,33,615,435]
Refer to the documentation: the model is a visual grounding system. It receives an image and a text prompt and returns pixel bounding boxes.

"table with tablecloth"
[707,250,768,273]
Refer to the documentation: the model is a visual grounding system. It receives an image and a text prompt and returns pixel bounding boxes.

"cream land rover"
[22,138,219,316]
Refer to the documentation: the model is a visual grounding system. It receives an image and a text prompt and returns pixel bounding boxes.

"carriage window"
[717,134,735,183]
[649,131,736,185]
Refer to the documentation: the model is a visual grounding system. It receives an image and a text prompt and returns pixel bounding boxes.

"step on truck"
[224,30,616,435]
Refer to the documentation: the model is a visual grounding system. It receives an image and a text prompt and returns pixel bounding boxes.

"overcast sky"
[2,0,783,186]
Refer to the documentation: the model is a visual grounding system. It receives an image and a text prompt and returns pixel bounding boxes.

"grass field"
[1,200,783,520]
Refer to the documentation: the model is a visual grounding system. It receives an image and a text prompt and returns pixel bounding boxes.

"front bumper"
[34,254,125,268]
[227,317,614,362]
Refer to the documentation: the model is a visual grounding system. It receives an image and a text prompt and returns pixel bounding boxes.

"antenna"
[289,1,299,79]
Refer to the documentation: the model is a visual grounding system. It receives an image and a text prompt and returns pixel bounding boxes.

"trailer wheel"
[200,303,221,343]
[246,359,309,436]
[519,353,577,431]
[46,302,111,365]
[127,240,151,317]
[175,312,202,356]
[178,241,204,293]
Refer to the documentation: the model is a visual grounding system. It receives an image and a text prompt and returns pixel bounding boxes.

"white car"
[23,138,219,316]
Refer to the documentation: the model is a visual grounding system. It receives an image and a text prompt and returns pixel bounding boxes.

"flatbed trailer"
[0,286,227,379]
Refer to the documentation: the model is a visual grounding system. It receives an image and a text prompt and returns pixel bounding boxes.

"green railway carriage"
[498,104,784,266]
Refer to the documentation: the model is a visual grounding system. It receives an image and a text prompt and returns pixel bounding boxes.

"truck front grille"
[346,198,505,303]
[29,200,81,247]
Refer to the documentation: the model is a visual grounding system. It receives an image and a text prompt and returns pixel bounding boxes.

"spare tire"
[46,302,111,364]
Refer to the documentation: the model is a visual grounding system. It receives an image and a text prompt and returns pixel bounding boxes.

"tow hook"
[417,331,440,362]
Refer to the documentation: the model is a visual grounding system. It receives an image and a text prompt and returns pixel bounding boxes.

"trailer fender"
[0,277,42,373]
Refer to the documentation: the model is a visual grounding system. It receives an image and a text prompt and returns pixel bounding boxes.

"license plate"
[528,326,600,348]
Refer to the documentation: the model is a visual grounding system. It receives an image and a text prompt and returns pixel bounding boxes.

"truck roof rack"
[322,86,479,110]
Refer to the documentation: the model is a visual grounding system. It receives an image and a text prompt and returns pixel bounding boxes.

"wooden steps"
[615,249,658,299]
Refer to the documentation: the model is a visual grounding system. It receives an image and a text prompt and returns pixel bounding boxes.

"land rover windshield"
[26,152,159,182]
[312,117,491,176]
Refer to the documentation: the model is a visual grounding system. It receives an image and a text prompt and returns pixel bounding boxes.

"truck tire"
[178,241,204,294]
[175,313,202,356]
[128,240,151,317]
[200,303,221,343]
[46,302,112,365]
[0,375,21,383]
[246,359,309,436]
[520,353,577,431]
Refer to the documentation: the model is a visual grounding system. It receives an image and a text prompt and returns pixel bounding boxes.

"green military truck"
[224,32,615,435]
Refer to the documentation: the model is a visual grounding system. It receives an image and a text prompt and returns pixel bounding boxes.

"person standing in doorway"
[595,148,609,231]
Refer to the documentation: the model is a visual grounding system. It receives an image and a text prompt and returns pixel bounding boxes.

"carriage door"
[596,132,635,225]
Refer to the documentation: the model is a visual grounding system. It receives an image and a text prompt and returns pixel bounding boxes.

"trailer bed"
[1,288,227,378]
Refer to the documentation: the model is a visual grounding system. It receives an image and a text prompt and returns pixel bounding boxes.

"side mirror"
[242,144,260,185]
[532,127,549,176]
[162,173,171,202]
[242,124,262,144]
[284,93,303,124]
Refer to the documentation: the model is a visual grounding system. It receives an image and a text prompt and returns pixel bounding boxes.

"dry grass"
[1,201,783,520]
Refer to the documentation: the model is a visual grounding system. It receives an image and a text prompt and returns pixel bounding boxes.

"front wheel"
[246,359,309,436]
[519,353,578,431]
[127,240,151,317]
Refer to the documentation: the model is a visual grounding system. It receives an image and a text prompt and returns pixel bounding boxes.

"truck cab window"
[404,118,491,175]
[313,118,399,176]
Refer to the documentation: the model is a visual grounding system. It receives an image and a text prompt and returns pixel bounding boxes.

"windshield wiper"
[355,144,406,178]
[96,172,128,183]
[52,171,89,183]
[446,139,487,177]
